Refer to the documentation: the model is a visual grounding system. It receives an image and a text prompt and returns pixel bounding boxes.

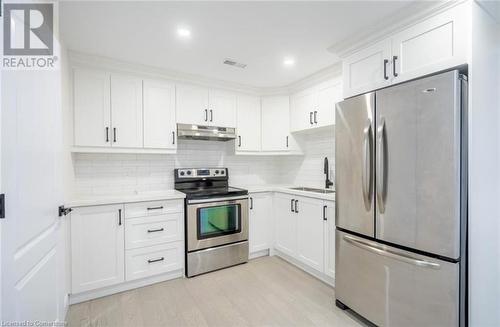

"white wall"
[72,131,334,196]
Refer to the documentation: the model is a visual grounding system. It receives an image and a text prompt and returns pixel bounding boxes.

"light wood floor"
[66,256,364,327]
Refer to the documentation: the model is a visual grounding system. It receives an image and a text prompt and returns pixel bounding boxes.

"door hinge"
[58,205,72,217]
[0,194,5,219]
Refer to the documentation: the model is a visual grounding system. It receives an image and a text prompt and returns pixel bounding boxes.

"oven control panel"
[176,168,227,179]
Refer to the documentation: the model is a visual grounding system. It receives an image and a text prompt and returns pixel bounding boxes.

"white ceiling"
[60,1,419,88]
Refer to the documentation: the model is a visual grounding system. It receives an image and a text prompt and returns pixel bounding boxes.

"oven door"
[187,196,249,252]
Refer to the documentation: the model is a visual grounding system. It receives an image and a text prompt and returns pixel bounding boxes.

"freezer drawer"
[335,230,459,327]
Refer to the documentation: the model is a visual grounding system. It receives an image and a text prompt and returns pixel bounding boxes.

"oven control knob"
[215,170,219,175]
[180,171,185,176]
[220,170,225,175]
[187,170,192,175]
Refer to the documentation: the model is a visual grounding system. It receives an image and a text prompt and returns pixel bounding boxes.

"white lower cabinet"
[125,242,183,281]
[248,193,273,254]
[70,199,184,297]
[71,204,125,294]
[273,193,336,280]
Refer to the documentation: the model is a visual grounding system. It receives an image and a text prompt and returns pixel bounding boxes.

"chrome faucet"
[324,157,333,189]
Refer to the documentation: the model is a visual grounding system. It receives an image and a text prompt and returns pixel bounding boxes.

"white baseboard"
[69,269,183,304]
[273,249,335,287]
[249,249,270,260]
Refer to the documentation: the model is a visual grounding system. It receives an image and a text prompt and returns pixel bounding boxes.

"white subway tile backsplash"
[73,130,335,196]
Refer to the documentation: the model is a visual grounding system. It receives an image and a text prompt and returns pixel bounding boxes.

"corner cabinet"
[261,96,299,153]
[290,78,343,132]
[342,2,468,98]
[70,204,125,294]
[248,193,273,256]
[236,95,262,152]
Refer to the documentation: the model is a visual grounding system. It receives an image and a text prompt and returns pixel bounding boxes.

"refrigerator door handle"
[376,118,387,213]
[362,121,372,211]
[343,235,441,269]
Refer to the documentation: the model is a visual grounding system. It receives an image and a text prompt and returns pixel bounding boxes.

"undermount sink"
[290,187,335,194]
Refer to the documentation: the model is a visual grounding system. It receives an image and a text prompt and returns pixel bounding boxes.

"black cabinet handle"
[147,228,164,233]
[295,200,299,213]
[291,199,295,212]
[113,128,117,142]
[105,127,109,142]
[210,109,213,122]
[172,131,175,145]
[238,136,241,147]
[323,205,327,221]
[250,197,253,210]
[286,136,289,148]
[314,111,318,124]
[392,56,398,77]
[118,209,122,226]
[383,59,389,80]
[148,257,164,264]
[310,112,313,125]
[204,109,208,122]
[147,206,164,211]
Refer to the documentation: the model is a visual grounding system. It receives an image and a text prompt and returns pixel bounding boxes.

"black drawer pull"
[147,206,164,211]
[148,257,164,264]
[147,228,164,233]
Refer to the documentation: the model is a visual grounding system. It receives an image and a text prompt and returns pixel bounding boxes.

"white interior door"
[1,69,65,322]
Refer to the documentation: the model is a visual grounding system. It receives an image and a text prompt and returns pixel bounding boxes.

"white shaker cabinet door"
[249,193,273,253]
[71,204,125,294]
[110,75,143,148]
[209,89,237,128]
[274,194,297,257]
[316,79,342,127]
[323,201,336,279]
[296,196,324,272]
[176,84,209,126]
[143,80,177,149]
[342,39,392,98]
[73,68,111,147]
[290,89,316,132]
[391,3,467,84]
[261,96,291,152]
[236,95,261,152]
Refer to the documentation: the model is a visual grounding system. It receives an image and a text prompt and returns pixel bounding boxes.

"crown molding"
[328,0,465,59]
[285,62,342,94]
[68,50,261,95]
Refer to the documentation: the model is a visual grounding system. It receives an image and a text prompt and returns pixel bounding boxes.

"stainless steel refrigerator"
[335,70,467,326]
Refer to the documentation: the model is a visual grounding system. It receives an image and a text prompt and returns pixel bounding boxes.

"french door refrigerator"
[335,70,467,327]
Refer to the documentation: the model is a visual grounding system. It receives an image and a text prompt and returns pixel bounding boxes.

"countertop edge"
[67,191,186,208]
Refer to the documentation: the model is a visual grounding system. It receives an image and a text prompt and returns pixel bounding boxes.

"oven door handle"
[187,195,249,204]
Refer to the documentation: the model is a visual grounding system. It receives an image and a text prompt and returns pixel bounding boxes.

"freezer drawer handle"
[361,121,373,211]
[376,118,387,213]
[343,235,441,269]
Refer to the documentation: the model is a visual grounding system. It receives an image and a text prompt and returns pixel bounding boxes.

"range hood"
[177,123,236,142]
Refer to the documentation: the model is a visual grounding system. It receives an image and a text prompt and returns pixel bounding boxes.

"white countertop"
[67,190,186,208]
[235,184,335,201]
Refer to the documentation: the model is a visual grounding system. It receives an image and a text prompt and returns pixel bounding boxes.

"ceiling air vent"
[223,59,247,69]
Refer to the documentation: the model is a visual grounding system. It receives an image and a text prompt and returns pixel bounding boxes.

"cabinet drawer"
[125,242,183,281]
[124,200,183,219]
[125,213,182,249]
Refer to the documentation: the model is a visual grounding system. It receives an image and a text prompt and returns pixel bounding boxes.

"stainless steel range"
[174,168,249,277]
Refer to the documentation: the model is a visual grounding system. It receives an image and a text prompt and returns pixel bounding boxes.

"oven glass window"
[198,204,241,239]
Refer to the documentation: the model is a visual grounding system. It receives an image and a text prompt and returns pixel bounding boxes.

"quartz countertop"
[67,190,186,208]
[234,184,335,201]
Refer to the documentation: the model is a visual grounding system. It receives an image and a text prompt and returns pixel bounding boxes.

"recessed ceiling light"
[177,27,191,39]
[283,57,295,67]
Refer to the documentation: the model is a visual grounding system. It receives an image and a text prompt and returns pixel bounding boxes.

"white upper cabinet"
[290,78,343,132]
[261,96,292,152]
[110,75,143,148]
[343,3,467,98]
[209,89,237,127]
[143,80,177,150]
[236,95,261,152]
[71,204,125,294]
[176,84,209,126]
[176,85,237,127]
[391,4,467,83]
[343,39,392,98]
[73,69,111,147]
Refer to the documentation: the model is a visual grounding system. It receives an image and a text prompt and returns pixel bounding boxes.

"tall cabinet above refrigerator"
[335,70,467,326]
